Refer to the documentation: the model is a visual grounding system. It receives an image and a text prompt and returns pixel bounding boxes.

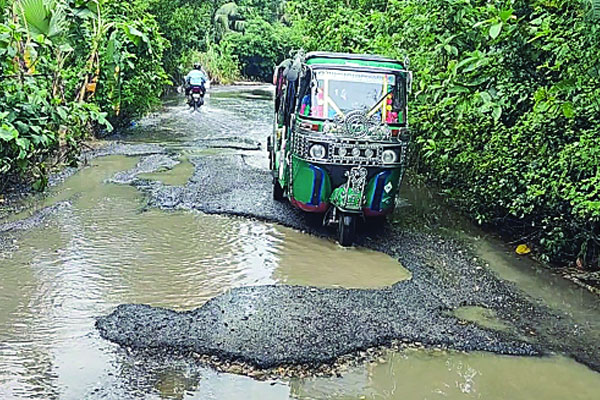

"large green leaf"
[489,22,502,39]
[21,0,50,36]
[0,124,19,142]
[20,0,66,39]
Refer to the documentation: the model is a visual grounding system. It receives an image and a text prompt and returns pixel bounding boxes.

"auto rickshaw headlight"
[382,149,397,164]
[309,144,326,159]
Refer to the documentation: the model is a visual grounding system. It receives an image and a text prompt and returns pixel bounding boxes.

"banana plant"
[14,0,69,75]
[75,1,111,103]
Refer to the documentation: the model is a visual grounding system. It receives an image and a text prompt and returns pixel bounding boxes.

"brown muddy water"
[1,87,600,399]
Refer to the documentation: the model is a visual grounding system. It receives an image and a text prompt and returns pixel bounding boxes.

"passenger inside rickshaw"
[299,70,401,124]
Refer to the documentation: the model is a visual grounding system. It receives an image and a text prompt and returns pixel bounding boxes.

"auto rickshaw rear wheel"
[338,212,356,247]
[273,178,285,201]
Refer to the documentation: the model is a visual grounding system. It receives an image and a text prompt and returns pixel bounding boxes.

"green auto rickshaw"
[269,51,412,246]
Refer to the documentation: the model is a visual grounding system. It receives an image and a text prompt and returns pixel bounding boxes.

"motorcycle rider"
[184,63,208,97]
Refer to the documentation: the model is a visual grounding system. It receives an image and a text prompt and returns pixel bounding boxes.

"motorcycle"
[187,84,206,112]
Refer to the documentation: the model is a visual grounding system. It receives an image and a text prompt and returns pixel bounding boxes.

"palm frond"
[20,0,66,39]
[21,0,51,36]
[47,5,66,38]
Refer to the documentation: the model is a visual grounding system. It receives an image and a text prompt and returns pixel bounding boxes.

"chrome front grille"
[292,129,407,167]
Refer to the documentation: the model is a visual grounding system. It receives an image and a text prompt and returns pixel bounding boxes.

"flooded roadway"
[1,87,599,399]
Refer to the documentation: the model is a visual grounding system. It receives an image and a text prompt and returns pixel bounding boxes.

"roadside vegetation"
[1,0,599,270]
[0,0,166,191]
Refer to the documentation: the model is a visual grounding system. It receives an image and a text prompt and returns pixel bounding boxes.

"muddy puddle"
[138,157,195,186]
[272,225,410,288]
[291,350,600,400]
[1,87,599,399]
[452,306,509,332]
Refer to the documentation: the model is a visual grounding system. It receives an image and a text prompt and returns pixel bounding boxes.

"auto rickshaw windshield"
[299,69,402,123]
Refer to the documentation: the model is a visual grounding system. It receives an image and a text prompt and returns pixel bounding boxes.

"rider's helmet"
[193,63,202,70]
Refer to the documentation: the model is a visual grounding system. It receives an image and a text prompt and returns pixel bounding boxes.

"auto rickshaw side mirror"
[403,55,410,69]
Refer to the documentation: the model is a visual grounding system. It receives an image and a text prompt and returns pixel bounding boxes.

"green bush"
[220,16,301,81]
[182,41,241,85]
[94,1,169,125]
[147,0,215,84]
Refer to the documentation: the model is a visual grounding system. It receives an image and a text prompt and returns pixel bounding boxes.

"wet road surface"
[1,87,600,399]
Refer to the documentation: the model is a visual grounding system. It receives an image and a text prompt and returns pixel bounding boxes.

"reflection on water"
[1,88,600,399]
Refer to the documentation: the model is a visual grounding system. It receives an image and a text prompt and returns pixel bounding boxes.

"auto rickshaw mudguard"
[289,156,332,212]
[363,169,402,216]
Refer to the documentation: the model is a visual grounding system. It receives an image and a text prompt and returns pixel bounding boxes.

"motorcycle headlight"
[309,144,326,160]
[382,150,397,164]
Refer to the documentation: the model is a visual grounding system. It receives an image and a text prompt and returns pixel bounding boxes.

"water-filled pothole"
[272,225,410,288]
[137,157,195,186]
[0,153,415,398]
[452,305,510,332]
[291,349,600,400]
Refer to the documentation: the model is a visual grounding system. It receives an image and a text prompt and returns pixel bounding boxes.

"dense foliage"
[0,0,166,190]
[285,0,600,268]
[148,0,295,83]
[0,0,289,192]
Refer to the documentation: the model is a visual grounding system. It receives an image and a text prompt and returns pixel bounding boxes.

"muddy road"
[1,87,600,399]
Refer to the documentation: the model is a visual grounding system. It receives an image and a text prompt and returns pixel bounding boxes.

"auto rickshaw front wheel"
[338,212,356,247]
[273,179,285,201]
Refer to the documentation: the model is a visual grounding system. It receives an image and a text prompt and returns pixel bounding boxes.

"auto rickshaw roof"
[305,52,406,71]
